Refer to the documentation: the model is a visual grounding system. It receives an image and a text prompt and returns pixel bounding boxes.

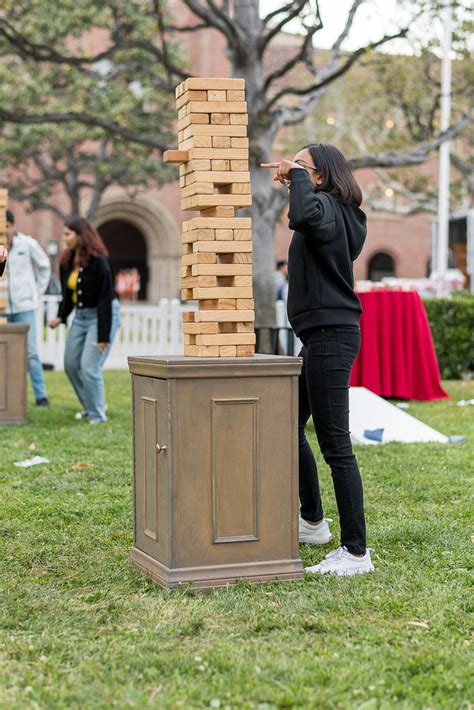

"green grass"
[1,373,473,709]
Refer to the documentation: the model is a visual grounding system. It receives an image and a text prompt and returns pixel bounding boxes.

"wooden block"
[181,182,214,199]
[212,136,231,148]
[177,105,189,120]
[181,288,193,299]
[180,159,211,175]
[196,310,255,323]
[207,90,227,101]
[184,217,251,231]
[196,333,256,346]
[193,287,253,299]
[231,160,249,171]
[183,321,219,334]
[182,243,193,255]
[176,82,185,99]
[236,322,255,333]
[188,102,247,115]
[232,253,253,263]
[211,160,230,171]
[181,265,192,278]
[182,311,196,323]
[231,275,253,287]
[237,345,255,357]
[183,194,252,210]
[182,229,215,243]
[219,183,251,195]
[182,124,248,139]
[211,113,230,125]
[179,136,213,151]
[184,334,195,345]
[176,89,208,109]
[184,78,245,91]
[237,299,254,309]
[186,171,250,184]
[215,229,234,240]
[163,150,190,164]
[184,345,220,357]
[192,263,252,276]
[230,137,249,148]
[182,275,218,288]
[194,241,252,253]
[190,148,248,160]
[227,90,246,101]
[179,176,186,187]
[177,114,210,130]
[200,207,235,218]
[199,299,236,310]
[182,252,216,266]
[230,114,248,125]
[219,345,237,357]
[234,229,252,240]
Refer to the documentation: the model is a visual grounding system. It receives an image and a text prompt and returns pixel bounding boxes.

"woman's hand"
[98,342,109,353]
[260,159,304,185]
[0,245,7,263]
[48,317,62,329]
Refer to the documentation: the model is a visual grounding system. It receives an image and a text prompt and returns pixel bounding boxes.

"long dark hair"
[61,216,108,267]
[304,143,363,207]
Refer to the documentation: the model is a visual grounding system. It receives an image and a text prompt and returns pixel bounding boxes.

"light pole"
[435,0,453,295]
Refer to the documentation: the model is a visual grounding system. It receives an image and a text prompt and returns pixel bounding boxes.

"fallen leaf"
[16,438,25,446]
[72,462,94,469]
[407,620,429,629]
[28,443,37,451]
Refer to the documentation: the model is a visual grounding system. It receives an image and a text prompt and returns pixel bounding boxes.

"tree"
[0,1,179,219]
[0,1,472,322]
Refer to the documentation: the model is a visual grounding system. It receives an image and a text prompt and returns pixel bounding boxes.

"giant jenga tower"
[164,77,256,358]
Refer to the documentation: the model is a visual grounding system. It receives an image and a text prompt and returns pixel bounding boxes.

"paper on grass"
[14,456,50,468]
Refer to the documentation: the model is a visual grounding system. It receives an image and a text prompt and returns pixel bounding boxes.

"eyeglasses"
[295,160,320,172]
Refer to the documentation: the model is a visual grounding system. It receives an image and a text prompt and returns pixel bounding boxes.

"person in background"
[48,216,121,423]
[274,260,288,301]
[5,210,51,406]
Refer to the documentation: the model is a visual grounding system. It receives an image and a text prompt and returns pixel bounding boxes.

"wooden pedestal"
[128,355,303,590]
[0,323,28,424]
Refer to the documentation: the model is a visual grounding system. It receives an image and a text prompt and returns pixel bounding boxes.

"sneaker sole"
[305,565,374,576]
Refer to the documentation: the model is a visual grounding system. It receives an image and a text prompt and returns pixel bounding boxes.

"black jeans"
[298,326,367,555]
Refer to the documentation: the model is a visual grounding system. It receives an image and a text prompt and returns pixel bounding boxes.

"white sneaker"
[305,546,374,577]
[299,517,332,544]
[74,410,88,420]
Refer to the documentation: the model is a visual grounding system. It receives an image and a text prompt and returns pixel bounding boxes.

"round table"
[350,291,448,401]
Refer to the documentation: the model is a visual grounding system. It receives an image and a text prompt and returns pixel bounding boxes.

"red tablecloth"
[350,291,448,401]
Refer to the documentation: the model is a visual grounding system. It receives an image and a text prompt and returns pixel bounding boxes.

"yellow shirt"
[67,270,79,304]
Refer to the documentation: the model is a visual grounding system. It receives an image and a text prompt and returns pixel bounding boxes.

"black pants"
[298,326,366,554]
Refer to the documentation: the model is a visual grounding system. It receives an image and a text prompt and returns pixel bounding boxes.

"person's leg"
[80,315,107,422]
[298,345,324,523]
[305,328,366,555]
[97,299,121,369]
[8,310,48,401]
[64,314,89,410]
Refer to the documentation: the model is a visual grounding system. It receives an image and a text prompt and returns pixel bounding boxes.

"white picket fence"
[37,296,296,370]
[37,296,196,370]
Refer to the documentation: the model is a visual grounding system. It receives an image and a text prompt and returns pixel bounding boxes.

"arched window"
[368,252,395,282]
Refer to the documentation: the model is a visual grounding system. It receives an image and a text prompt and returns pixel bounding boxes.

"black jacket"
[0,260,5,278]
[287,168,366,335]
[57,253,114,343]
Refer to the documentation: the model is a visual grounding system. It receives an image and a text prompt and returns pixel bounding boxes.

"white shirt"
[6,232,51,314]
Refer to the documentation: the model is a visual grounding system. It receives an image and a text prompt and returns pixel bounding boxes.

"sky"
[258,0,460,55]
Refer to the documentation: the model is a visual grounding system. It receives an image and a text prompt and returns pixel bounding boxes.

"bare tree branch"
[348,111,473,169]
[332,0,365,53]
[258,0,309,55]
[0,108,169,151]
[262,18,323,92]
[181,0,245,51]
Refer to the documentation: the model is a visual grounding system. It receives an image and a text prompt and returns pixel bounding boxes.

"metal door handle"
[156,443,167,454]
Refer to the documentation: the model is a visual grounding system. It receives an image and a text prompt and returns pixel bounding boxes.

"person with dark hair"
[274,259,288,300]
[4,209,51,406]
[48,216,121,423]
[262,143,374,576]
[0,245,7,276]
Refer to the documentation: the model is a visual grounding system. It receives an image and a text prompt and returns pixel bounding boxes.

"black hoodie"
[286,168,367,335]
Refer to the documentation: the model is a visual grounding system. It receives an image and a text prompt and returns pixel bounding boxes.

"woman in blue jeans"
[262,144,374,577]
[48,217,120,423]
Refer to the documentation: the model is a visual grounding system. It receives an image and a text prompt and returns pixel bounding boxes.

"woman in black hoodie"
[262,144,374,577]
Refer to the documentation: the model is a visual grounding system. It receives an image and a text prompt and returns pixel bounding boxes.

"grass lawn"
[0,372,472,709]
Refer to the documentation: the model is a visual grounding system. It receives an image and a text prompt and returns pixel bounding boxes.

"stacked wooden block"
[166,78,256,358]
[0,189,8,315]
